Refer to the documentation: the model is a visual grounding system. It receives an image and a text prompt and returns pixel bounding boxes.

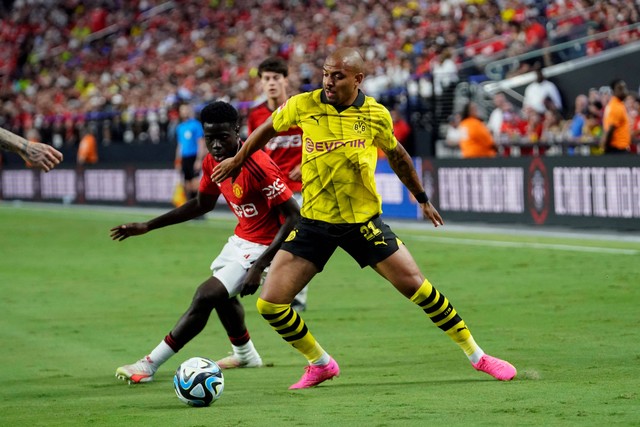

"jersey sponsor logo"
[304,137,366,153]
[233,183,243,198]
[265,135,302,150]
[262,178,286,199]
[230,201,258,218]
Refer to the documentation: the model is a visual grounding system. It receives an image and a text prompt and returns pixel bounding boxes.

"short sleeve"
[198,155,221,196]
[374,107,398,152]
[255,155,293,208]
[271,95,298,133]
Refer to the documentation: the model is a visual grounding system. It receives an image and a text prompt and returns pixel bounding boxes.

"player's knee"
[192,280,226,311]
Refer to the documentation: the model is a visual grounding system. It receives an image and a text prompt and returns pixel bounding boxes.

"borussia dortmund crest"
[353,121,366,134]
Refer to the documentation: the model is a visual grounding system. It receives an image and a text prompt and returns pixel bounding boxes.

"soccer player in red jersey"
[248,57,309,311]
[111,101,299,383]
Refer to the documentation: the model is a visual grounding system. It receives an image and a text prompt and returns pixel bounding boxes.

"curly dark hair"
[199,101,239,127]
[258,56,288,78]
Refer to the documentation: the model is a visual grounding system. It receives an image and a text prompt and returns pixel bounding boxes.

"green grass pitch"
[0,203,638,426]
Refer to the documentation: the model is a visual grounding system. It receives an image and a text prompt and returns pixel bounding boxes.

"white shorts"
[210,235,268,297]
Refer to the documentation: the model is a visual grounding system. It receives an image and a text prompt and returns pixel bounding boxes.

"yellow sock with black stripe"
[410,279,485,363]
[256,298,328,364]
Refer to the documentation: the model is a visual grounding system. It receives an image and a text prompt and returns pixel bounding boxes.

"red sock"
[164,333,183,352]
[228,330,250,346]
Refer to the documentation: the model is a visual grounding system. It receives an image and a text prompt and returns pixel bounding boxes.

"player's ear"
[354,72,364,85]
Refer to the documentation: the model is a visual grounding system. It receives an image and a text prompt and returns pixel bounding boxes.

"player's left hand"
[211,157,240,183]
[421,201,444,227]
[23,142,63,172]
[110,223,149,241]
[240,266,263,297]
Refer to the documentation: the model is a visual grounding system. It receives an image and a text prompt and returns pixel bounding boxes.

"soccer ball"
[173,357,224,407]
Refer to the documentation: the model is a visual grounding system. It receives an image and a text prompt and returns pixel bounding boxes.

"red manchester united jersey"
[248,101,303,192]
[199,149,293,245]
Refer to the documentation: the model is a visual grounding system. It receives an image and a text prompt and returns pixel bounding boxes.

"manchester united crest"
[233,183,243,198]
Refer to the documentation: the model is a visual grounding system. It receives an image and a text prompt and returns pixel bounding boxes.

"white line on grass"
[405,235,639,255]
[3,202,639,254]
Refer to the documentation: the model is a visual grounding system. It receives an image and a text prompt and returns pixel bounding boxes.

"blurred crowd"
[1,0,639,153]
[445,72,640,157]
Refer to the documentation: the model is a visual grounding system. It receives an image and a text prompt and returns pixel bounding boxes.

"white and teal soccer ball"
[173,357,224,407]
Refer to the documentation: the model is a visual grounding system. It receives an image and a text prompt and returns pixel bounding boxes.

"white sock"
[147,340,176,370]
[232,340,258,358]
[311,351,331,366]
[468,348,485,364]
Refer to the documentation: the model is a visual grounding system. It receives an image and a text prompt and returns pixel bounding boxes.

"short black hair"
[610,78,624,91]
[199,101,239,126]
[461,101,473,120]
[258,57,288,78]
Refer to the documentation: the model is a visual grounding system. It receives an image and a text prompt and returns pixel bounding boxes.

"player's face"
[260,71,287,101]
[203,122,239,162]
[322,58,362,106]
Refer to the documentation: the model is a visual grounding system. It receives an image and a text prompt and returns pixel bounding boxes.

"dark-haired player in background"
[248,56,309,312]
[213,47,516,389]
[112,101,299,383]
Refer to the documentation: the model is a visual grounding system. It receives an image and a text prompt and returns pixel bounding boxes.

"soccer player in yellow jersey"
[213,47,516,389]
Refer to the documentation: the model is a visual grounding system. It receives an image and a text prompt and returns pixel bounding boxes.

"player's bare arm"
[240,197,301,297]
[384,143,444,227]
[110,193,217,241]
[212,118,278,183]
[0,126,63,172]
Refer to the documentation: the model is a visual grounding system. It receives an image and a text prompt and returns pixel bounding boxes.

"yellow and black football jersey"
[272,89,397,223]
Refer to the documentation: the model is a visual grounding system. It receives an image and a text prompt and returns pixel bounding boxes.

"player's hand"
[110,223,149,241]
[288,164,302,181]
[211,157,240,183]
[23,142,63,172]
[421,201,444,227]
[239,265,264,297]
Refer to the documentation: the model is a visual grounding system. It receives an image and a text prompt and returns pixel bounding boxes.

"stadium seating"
[1,0,638,157]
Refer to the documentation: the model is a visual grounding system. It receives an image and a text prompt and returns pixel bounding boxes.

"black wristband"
[414,191,429,204]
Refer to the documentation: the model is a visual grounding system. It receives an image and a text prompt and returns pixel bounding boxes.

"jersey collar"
[320,89,365,112]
